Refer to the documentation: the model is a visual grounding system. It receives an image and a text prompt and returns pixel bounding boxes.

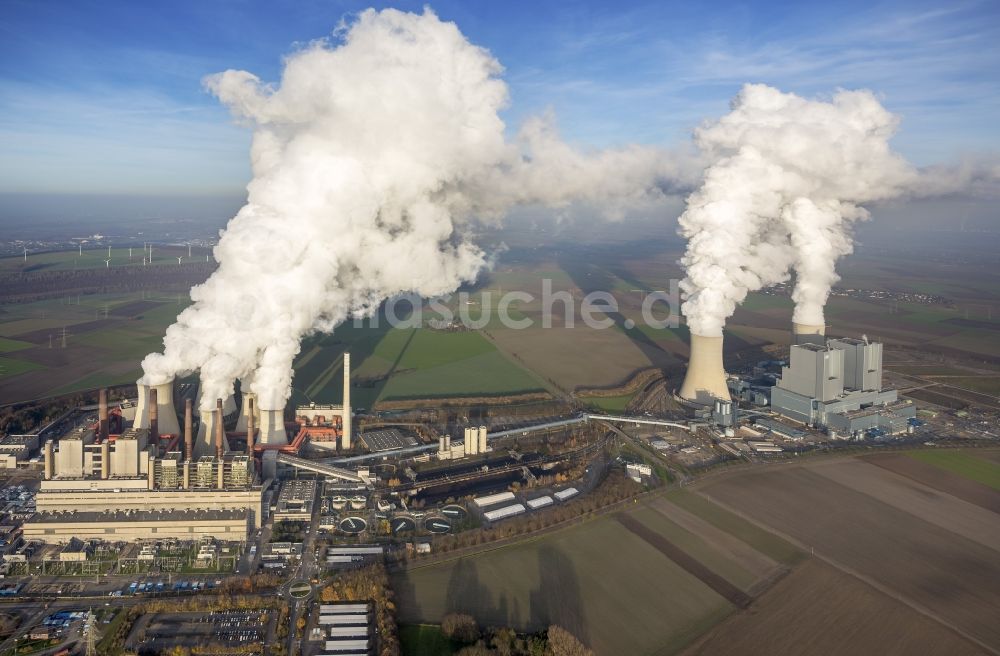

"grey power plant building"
[770,336,915,436]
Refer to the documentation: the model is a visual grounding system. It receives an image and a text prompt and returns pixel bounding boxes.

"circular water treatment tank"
[390,516,416,535]
[339,516,368,535]
[440,504,468,521]
[424,516,452,534]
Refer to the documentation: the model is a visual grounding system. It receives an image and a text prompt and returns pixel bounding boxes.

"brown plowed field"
[864,453,1000,513]
[810,459,1000,552]
[683,558,988,656]
[645,496,779,582]
[702,466,1000,650]
[615,512,753,609]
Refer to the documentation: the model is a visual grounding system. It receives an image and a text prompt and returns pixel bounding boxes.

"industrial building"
[294,353,352,450]
[25,386,267,543]
[438,426,488,460]
[769,335,915,436]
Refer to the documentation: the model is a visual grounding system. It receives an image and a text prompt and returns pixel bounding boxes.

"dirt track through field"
[864,453,1000,513]
[615,512,752,609]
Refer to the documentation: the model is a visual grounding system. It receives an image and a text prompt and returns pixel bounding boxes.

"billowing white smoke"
[140,7,675,410]
[679,84,915,336]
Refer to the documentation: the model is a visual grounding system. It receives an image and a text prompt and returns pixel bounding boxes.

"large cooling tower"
[678,334,731,404]
[235,392,259,432]
[258,409,288,446]
[193,388,237,417]
[194,401,230,457]
[792,322,826,345]
[133,380,182,435]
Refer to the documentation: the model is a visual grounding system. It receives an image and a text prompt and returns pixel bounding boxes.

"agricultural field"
[684,559,987,656]
[0,290,191,402]
[394,494,792,656]
[698,456,1000,652]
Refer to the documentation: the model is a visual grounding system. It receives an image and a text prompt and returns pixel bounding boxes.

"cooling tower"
[194,400,229,458]
[258,409,288,446]
[678,334,731,404]
[235,392,259,432]
[133,380,182,435]
[792,322,826,345]
[193,388,237,418]
[341,352,351,450]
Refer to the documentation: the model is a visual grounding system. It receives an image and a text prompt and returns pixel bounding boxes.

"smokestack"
[341,352,351,450]
[679,334,731,404]
[43,441,54,480]
[792,322,826,345]
[235,391,259,432]
[98,388,109,442]
[133,380,182,435]
[148,388,159,441]
[100,441,110,479]
[184,399,193,461]
[215,398,225,459]
[246,397,256,456]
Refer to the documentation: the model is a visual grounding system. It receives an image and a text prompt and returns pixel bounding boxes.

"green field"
[906,450,1000,490]
[584,394,634,413]
[399,624,455,655]
[0,355,44,377]
[0,337,31,353]
[394,513,740,656]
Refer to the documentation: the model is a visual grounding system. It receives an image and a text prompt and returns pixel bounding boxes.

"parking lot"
[128,610,269,653]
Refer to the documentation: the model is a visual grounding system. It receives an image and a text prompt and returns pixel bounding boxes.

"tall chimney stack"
[98,388,109,442]
[678,333,731,403]
[792,322,826,345]
[184,399,194,461]
[215,398,225,459]
[148,388,159,440]
[246,397,256,456]
[341,352,351,450]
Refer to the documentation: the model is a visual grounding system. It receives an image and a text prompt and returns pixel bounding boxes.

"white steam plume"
[679,84,915,336]
[140,8,677,410]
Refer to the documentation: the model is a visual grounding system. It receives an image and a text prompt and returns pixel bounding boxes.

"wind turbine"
[187,243,192,257]
[176,256,183,265]
[22,247,27,262]
[104,259,111,268]
[79,244,83,256]
[129,247,133,259]
[107,245,111,258]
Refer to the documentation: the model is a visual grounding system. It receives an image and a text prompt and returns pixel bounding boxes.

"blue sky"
[1,0,998,195]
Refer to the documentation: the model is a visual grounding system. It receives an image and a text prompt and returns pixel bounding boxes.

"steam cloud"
[678,84,915,336]
[139,8,675,410]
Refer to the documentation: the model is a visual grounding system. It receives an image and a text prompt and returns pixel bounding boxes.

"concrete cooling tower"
[258,409,288,446]
[792,322,826,345]
[133,381,182,435]
[193,388,237,418]
[194,400,230,458]
[678,334,731,404]
[235,392,260,433]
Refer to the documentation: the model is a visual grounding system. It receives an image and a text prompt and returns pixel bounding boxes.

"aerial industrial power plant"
[0,3,998,656]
